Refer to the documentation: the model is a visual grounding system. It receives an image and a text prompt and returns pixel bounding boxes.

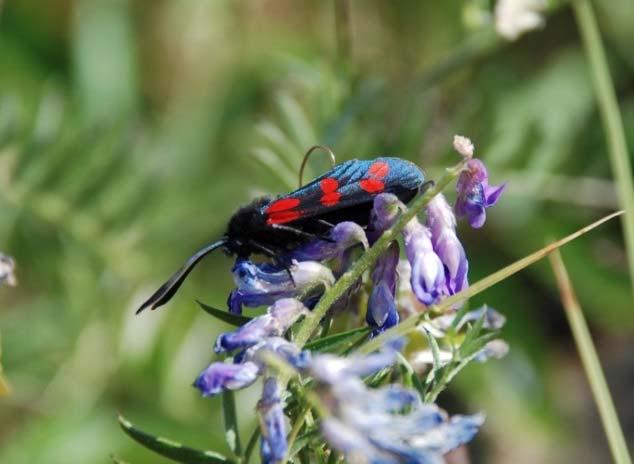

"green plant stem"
[549,250,633,464]
[293,160,467,349]
[357,211,623,355]
[287,405,311,453]
[243,427,260,464]
[222,390,242,459]
[573,0,634,293]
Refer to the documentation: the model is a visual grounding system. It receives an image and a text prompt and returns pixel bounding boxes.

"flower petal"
[193,361,259,396]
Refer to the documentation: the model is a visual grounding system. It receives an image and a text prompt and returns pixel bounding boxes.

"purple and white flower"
[193,362,260,397]
[289,221,368,262]
[366,241,400,335]
[228,259,334,313]
[426,194,469,296]
[402,216,446,306]
[195,336,310,397]
[309,341,484,463]
[215,298,308,353]
[455,159,506,228]
[258,377,288,464]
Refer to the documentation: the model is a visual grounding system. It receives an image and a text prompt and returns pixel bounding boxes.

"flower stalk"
[292,160,468,349]
[549,250,633,464]
[573,0,634,294]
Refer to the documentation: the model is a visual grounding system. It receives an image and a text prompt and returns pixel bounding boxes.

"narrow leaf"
[304,326,370,353]
[449,303,472,333]
[222,390,242,458]
[196,300,252,327]
[458,310,487,359]
[422,329,443,383]
[396,352,425,397]
[288,430,321,459]
[118,414,233,464]
[243,427,260,464]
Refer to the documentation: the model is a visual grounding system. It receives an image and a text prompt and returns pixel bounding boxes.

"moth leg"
[248,240,278,258]
[271,223,335,243]
[249,240,296,286]
[316,219,336,228]
[277,259,296,287]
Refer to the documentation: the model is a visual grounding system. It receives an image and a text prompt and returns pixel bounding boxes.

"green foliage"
[1,1,633,463]
[118,415,232,464]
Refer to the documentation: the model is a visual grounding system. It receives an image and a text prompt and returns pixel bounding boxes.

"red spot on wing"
[266,198,302,224]
[320,177,341,206]
[368,161,389,178]
[320,178,339,192]
[267,210,302,224]
[360,178,385,193]
[266,198,300,213]
[321,192,341,206]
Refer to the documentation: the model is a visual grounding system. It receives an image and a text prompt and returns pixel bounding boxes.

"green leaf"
[457,309,487,359]
[396,352,425,398]
[304,326,370,353]
[222,390,242,458]
[422,329,443,383]
[243,427,260,464]
[449,304,471,333]
[288,430,320,459]
[118,414,233,464]
[197,300,252,327]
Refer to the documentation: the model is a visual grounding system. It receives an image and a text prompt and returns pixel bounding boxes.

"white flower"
[495,0,546,41]
[0,255,16,287]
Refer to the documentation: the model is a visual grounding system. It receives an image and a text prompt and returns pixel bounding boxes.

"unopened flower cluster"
[194,136,506,463]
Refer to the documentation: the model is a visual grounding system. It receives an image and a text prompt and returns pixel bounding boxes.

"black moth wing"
[263,157,426,229]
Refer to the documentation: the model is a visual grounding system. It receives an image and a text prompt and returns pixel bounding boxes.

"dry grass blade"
[358,210,624,355]
[549,250,632,464]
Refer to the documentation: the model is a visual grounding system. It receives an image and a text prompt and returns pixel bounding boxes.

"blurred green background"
[0,1,633,463]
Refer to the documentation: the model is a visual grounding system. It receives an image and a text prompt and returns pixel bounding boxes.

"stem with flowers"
[358,210,623,355]
[292,159,468,349]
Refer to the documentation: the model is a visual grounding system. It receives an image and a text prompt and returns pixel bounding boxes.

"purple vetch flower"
[242,336,312,370]
[426,194,468,295]
[402,217,446,306]
[396,260,426,317]
[370,193,405,242]
[258,377,288,464]
[431,305,506,333]
[473,339,509,363]
[309,338,403,384]
[455,159,506,228]
[228,259,334,313]
[366,241,400,335]
[309,342,484,463]
[215,298,308,353]
[196,337,310,397]
[193,361,259,397]
[321,418,393,463]
[289,221,368,262]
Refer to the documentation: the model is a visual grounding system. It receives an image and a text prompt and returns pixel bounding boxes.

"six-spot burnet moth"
[136,157,429,314]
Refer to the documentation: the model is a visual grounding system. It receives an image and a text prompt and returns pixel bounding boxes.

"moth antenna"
[298,145,336,188]
[136,240,227,314]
